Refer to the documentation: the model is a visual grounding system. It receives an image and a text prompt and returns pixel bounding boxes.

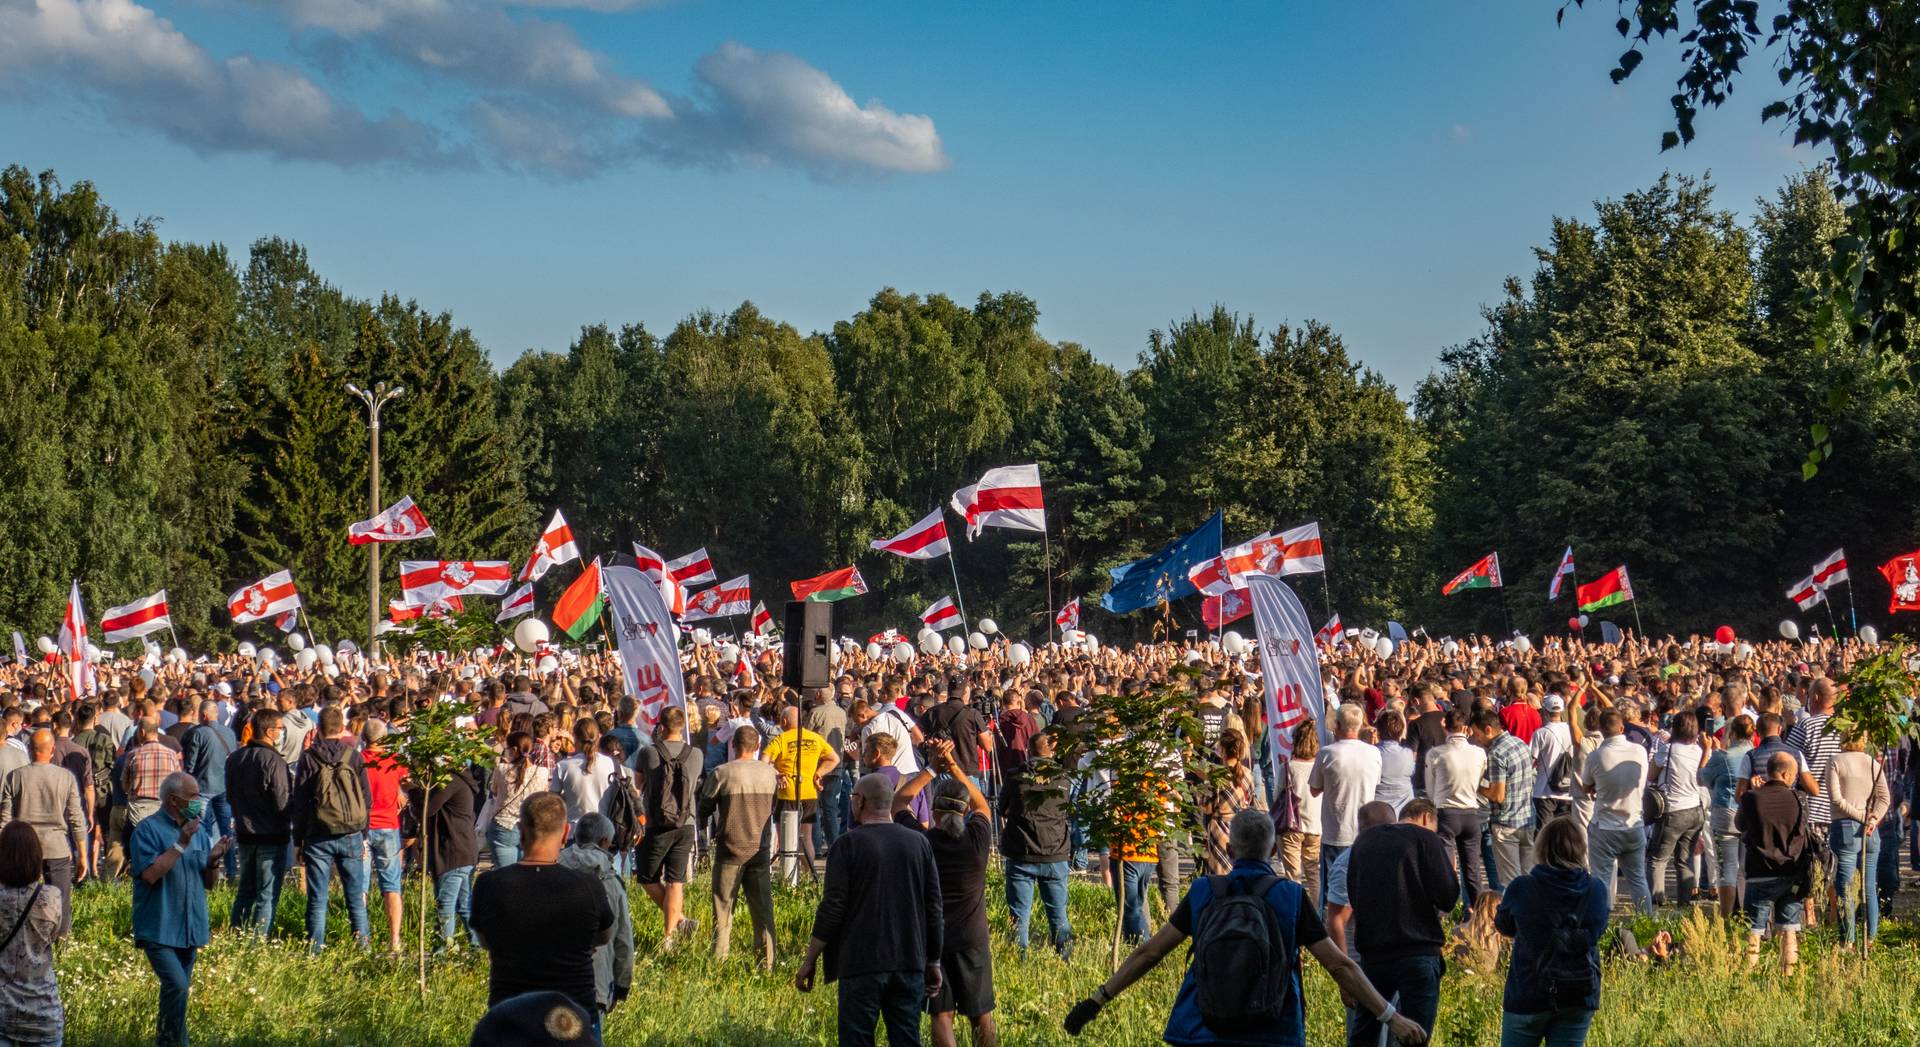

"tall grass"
[53,872,1920,1046]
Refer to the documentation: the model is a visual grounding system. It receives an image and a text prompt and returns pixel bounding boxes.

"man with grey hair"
[1063,808,1424,1044]
[131,771,232,1047]
[559,811,635,1034]
[1308,703,1382,909]
[181,698,239,879]
[0,727,88,934]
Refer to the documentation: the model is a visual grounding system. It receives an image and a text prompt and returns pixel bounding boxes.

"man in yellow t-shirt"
[763,706,840,869]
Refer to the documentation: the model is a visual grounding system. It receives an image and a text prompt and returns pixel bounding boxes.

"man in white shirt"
[1581,708,1653,914]
[852,699,922,776]
[1308,703,1381,909]
[1423,708,1489,902]
[1530,695,1577,823]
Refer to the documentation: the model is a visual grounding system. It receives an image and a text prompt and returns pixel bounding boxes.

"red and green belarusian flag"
[1576,565,1633,612]
[553,557,604,638]
[791,565,868,603]
[1441,552,1502,595]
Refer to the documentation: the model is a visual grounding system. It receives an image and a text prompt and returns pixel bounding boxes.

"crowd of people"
[0,625,1911,1046]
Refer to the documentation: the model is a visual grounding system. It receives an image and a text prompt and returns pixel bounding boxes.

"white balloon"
[1778,619,1800,640]
[337,640,359,655]
[86,643,104,662]
[315,644,336,666]
[1859,625,1881,645]
[1578,614,1591,628]
[829,642,843,664]
[295,648,319,671]
[1008,642,1032,667]
[513,618,550,654]
[1735,642,1755,662]
[168,647,188,664]
[1062,629,1084,645]
[1373,636,1394,659]
[138,667,157,687]
[288,633,307,652]
[968,631,988,651]
[237,642,257,658]
[34,636,54,655]
[944,635,964,656]
[258,648,277,666]
[918,627,939,644]
[1184,649,1205,666]
[460,664,480,680]
[718,643,741,667]
[919,633,943,655]
[1221,630,1247,656]
[1513,636,1533,653]
[979,618,998,635]
[1081,634,1100,653]
[865,642,884,661]
[692,628,713,647]
[891,641,915,665]
[1442,640,1460,657]
[537,654,559,674]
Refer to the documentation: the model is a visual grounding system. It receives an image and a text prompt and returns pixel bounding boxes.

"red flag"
[230,571,302,624]
[1203,587,1252,629]
[750,601,775,637]
[496,583,536,623]
[632,543,688,617]
[1576,566,1633,612]
[791,566,867,603]
[58,580,91,698]
[1812,548,1849,587]
[1314,613,1343,645]
[348,496,435,545]
[1786,576,1824,611]
[390,596,464,623]
[399,561,514,604]
[1879,551,1920,613]
[666,548,718,587]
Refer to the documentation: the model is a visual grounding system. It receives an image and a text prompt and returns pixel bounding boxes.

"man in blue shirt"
[131,771,231,1047]
[1062,809,1425,1046]
[180,699,239,879]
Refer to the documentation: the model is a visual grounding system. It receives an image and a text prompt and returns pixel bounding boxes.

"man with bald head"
[0,726,89,933]
[797,772,944,1047]
[181,697,240,878]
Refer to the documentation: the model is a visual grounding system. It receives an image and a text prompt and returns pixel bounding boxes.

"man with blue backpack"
[1062,808,1426,1046]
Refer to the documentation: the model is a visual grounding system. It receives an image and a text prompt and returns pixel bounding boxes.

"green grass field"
[53,870,1920,1046]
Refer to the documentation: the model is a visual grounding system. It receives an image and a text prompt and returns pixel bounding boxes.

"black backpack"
[1533,898,1599,1010]
[1190,874,1292,1033]
[647,741,692,828]
[604,768,645,851]
[1546,749,1575,793]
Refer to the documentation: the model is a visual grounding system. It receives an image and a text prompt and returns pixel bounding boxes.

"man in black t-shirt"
[896,740,998,1047]
[636,706,704,947]
[1344,798,1457,1047]
[471,793,614,1024]
[921,691,991,788]
[999,729,1073,957]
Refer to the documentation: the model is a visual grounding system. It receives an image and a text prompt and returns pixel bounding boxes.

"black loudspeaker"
[782,601,833,690]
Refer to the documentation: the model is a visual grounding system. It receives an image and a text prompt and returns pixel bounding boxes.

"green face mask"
[182,798,207,823]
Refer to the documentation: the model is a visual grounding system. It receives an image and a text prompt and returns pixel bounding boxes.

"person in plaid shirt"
[121,720,183,827]
[1473,708,1536,891]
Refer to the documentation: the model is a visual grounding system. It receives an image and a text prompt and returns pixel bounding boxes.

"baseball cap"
[1542,695,1566,713]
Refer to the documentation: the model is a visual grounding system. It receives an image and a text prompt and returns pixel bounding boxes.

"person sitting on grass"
[1063,808,1425,1046]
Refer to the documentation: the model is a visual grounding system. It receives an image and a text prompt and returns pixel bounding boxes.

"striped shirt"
[1787,712,1841,824]
[1485,732,1536,827]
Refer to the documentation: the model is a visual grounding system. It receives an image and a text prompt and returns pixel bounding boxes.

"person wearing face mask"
[224,708,292,937]
[130,771,232,1047]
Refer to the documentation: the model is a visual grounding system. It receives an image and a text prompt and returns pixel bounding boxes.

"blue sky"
[0,1,1815,392]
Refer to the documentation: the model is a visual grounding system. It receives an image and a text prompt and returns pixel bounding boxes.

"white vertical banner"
[1246,575,1329,788]
[601,564,686,731]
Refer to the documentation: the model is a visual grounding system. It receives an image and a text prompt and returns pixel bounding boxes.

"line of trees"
[1,164,1913,650]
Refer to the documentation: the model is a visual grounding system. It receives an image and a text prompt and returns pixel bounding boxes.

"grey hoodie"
[556,843,633,1008]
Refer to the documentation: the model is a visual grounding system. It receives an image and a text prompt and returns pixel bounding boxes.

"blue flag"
[1100,511,1224,614]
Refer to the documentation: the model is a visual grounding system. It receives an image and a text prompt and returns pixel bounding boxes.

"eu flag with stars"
[1099,510,1223,614]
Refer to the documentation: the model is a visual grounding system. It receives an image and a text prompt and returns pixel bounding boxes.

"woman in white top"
[549,718,618,828]
[1648,713,1708,906]
[482,731,550,868]
[1372,709,1417,815]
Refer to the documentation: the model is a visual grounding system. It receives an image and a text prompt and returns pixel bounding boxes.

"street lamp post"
[347,380,405,655]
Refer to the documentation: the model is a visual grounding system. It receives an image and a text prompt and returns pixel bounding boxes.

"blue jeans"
[1349,954,1443,1047]
[487,823,521,868]
[1876,814,1902,907]
[1830,819,1880,944]
[138,942,196,1047]
[1501,1007,1596,1047]
[366,827,405,895]
[815,771,849,851]
[1320,843,1350,913]
[837,970,925,1047]
[230,840,290,936]
[1004,860,1072,952]
[1121,860,1155,941]
[206,794,236,878]
[435,866,477,948]
[1586,824,1652,915]
[1744,875,1805,931]
[303,833,370,948]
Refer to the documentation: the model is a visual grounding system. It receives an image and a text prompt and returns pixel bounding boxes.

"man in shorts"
[1738,751,1812,974]
[763,705,839,876]
[636,706,704,947]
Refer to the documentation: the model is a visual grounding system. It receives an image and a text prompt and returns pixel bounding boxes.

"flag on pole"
[1442,552,1503,595]
[273,610,298,634]
[600,564,684,730]
[1189,522,1328,595]
[1878,551,1920,613]
[921,596,963,632]
[1315,613,1343,645]
[1245,576,1329,765]
[1549,546,1575,600]
[554,558,605,638]
[399,561,514,605]
[520,510,581,582]
[950,464,1045,539]
[1202,587,1252,629]
[1055,598,1080,631]
[666,548,718,587]
[1104,512,1224,612]
[683,575,751,621]
[390,596,464,623]
[11,632,26,665]
[58,580,91,698]
[496,583,535,623]
[870,509,952,560]
[750,601,775,637]
[101,590,172,643]
[229,571,302,624]
[791,566,867,603]
[869,628,903,646]
[631,543,688,617]
[1812,549,1849,588]
[1786,576,1825,611]
[348,495,435,545]
[1576,566,1634,612]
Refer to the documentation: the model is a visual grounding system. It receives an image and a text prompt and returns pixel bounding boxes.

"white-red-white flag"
[496,582,536,623]
[1055,597,1080,632]
[1188,522,1326,594]
[102,590,171,644]
[1549,546,1576,600]
[871,509,952,560]
[1314,613,1343,646]
[230,571,301,624]
[1203,587,1252,629]
[390,596,464,623]
[273,609,298,634]
[683,575,751,622]
[58,579,92,698]
[921,596,963,632]
[750,601,776,637]
[1787,576,1825,611]
[631,543,687,617]
[348,495,435,545]
[400,561,514,605]
[520,510,581,582]
[1812,548,1848,588]
[870,628,904,645]
[951,464,1045,539]
[666,548,717,587]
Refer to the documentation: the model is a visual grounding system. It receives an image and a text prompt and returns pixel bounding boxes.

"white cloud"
[0,0,453,166]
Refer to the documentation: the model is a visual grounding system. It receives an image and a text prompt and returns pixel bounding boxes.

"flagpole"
[297,606,317,650]
[1629,569,1644,638]
[1821,591,1840,639]
[1844,575,1859,637]
[1042,526,1054,642]
[1319,527,1334,622]
[1497,583,1513,637]
[946,547,970,630]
